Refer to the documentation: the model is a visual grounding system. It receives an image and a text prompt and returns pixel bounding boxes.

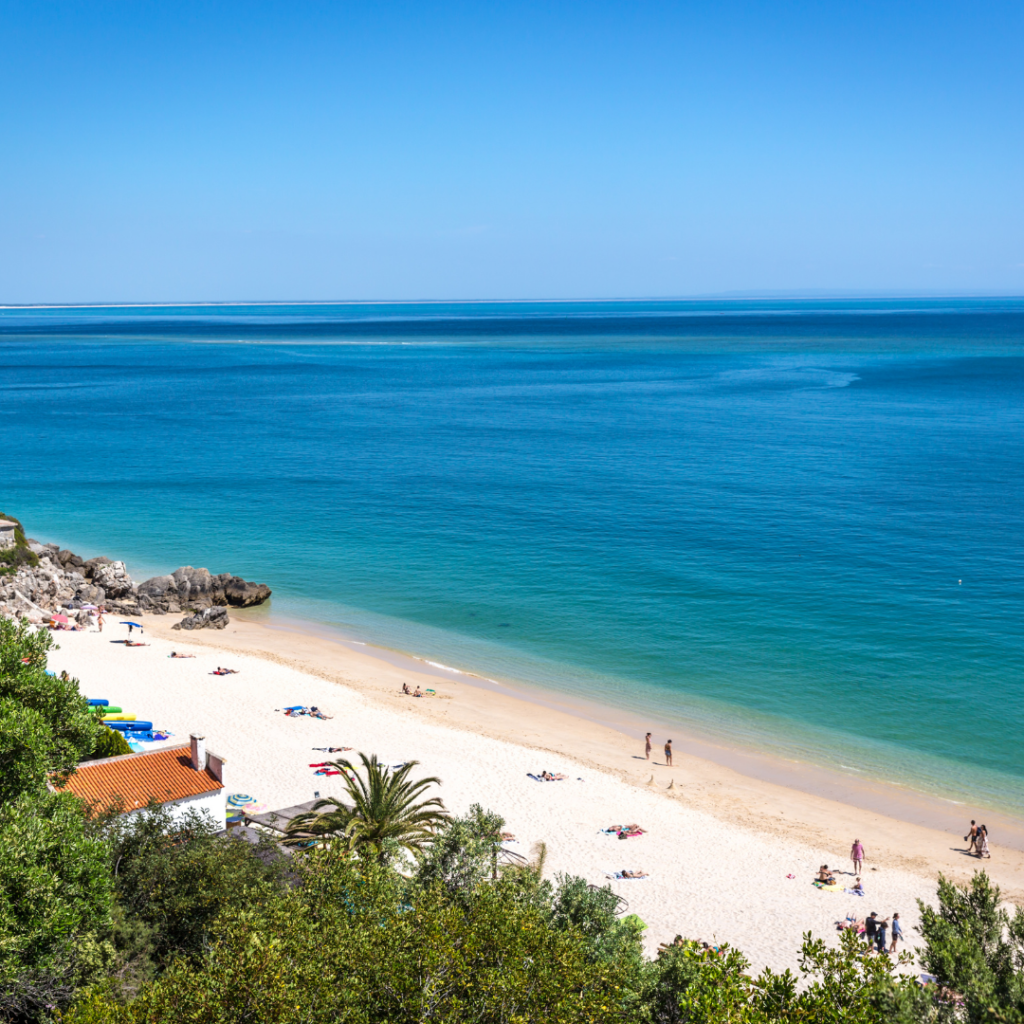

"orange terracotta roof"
[55,744,223,812]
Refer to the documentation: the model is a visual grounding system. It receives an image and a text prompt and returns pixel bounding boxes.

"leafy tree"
[918,872,1024,1023]
[417,802,506,896]
[549,874,646,969]
[0,617,98,800]
[786,927,927,1023]
[644,926,930,1024]
[90,725,132,760]
[285,753,447,865]
[66,856,641,1024]
[0,791,114,1022]
[99,803,285,968]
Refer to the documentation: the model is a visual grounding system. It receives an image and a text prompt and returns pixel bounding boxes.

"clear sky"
[1,0,1021,303]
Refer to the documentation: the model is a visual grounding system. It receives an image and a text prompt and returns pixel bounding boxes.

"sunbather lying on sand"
[212,667,239,675]
[619,869,648,879]
[125,641,149,647]
[312,746,353,753]
[837,915,866,933]
[539,771,567,781]
[169,652,195,658]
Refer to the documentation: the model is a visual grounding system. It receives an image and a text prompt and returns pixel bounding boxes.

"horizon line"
[2,290,1024,311]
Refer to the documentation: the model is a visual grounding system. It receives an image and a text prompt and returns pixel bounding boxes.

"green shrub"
[90,726,133,760]
[0,791,115,1021]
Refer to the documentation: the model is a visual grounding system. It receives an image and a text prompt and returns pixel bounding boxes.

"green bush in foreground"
[0,618,99,802]
[0,792,114,1022]
[66,847,937,1024]
[918,872,1024,1023]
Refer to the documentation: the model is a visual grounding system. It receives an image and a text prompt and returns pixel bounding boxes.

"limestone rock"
[137,574,177,611]
[171,605,229,630]
[222,576,272,607]
[137,566,271,612]
[74,583,106,605]
[57,549,85,569]
[82,556,113,580]
[91,560,134,599]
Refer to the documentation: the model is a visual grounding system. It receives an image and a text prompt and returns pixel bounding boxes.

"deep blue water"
[2,299,1022,811]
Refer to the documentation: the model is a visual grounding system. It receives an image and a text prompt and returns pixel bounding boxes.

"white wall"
[125,789,226,829]
[168,789,226,828]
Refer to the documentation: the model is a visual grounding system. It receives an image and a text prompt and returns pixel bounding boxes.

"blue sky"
[1,0,1021,302]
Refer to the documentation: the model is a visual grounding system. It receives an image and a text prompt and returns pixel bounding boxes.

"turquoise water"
[2,298,1022,812]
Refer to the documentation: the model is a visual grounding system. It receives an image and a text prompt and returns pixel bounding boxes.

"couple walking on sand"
[645,733,672,765]
[966,820,992,859]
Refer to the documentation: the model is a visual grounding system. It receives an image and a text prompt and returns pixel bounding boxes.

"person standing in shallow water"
[645,733,652,760]
[664,739,673,766]
[851,838,864,875]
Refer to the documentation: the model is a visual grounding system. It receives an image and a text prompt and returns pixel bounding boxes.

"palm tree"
[285,753,447,864]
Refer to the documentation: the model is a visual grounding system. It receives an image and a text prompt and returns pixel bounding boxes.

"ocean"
[2,298,1022,814]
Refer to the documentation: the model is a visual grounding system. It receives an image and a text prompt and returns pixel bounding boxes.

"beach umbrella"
[227,793,255,807]
[81,604,98,610]
[120,621,143,628]
[51,614,69,624]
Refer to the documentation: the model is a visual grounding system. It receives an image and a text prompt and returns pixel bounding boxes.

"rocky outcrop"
[137,566,271,614]
[91,560,135,599]
[2,529,271,625]
[171,605,229,630]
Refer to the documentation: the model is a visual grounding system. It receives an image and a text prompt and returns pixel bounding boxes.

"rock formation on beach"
[171,605,229,630]
[0,517,271,627]
[137,566,271,614]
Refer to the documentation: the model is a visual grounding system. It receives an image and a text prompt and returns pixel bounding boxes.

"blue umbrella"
[120,622,143,628]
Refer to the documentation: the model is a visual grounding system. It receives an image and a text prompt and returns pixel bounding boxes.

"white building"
[0,520,16,550]
[56,734,226,827]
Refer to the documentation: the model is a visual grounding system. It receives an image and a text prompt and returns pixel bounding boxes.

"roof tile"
[55,744,223,811]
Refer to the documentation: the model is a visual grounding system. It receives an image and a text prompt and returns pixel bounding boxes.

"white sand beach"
[49,621,1024,975]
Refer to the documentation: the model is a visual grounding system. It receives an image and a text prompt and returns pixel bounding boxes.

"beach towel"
[316,769,343,777]
[844,888,865,896]
[813,881,841,891]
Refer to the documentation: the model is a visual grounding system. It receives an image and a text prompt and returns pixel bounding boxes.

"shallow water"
[3,298,1022,813]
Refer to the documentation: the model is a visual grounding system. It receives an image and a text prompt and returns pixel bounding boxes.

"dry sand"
[50,616,1024,975]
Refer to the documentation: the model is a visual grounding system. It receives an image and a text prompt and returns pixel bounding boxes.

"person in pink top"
[851,839,865,874]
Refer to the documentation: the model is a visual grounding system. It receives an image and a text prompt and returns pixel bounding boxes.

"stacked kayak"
[86,699,172,746]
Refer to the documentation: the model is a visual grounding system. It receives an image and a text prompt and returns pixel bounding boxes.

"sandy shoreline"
[47,614,1024,973]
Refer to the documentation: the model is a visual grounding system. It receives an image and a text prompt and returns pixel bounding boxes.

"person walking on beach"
[664,739,673,766]
[966,820,978,853]
[645,733,652,760]
[851,839,864,875]
[976,825,991,859]
[865,912,878,947]
[890,913,903,953]
[97,612,104,633]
